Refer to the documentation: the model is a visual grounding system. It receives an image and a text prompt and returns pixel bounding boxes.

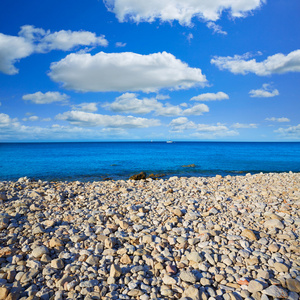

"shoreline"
[0,172,299,299]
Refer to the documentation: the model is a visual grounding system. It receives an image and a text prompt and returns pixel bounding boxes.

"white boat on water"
[166,140,174,143]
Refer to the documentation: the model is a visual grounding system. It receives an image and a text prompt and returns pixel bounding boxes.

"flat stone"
[248,280,264,293]
[31,246,49,258]
[51,258,64,269]
[182,286,200,300]
[180,271,196,283]
[262,285,288,298]
[241,229,257,241]
[274,262,289,273]
[268,243,280,252]
[0,286,9,299]
[186,251,202,263]
[264,219,285,230]
[286,279,300,293]
[162,275,177,285]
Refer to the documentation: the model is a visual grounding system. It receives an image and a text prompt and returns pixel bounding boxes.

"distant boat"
[166,140,174,143]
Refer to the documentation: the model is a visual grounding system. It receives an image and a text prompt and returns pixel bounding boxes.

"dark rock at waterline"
[182,164,196,168]
[147,173,166,180]
[129,172,147,180]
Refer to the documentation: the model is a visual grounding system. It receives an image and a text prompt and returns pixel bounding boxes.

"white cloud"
[169,117,239,137]
[275,124,300,139]
[191,91,229,101]
[266,117,290,123]
[115,42,126,47]
[104,93,161,114]
[0,113,19,128]
[156,94,170,100]
[211,49,300,75]
[56,110,161,128]
[206,22,227,35]
[22,91,69,104]
[169,117,196,132]
[49,51,207,92]
[71,102,98,112]
[103,0,265,25]
[0,112,132,141]
[249,83,279,98]
[103,93,209,116]
[23,116,39,122]
[0,33,34,75]
[231,123,258,129]
[0,26,108,75]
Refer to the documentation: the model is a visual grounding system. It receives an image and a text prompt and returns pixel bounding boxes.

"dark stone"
[129,172,147,180]
[182,164,196,168]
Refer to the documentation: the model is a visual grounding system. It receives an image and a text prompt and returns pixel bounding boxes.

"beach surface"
[0,172,299,299]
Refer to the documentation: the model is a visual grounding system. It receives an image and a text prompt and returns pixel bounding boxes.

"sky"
[0,0,299,142]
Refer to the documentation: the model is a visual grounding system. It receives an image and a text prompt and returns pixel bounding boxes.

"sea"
[0,142,299,182]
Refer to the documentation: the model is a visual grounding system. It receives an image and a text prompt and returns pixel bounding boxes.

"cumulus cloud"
[22,91,69,104]
[206,22,227,35]
[0,33,34,74]
[249,84,279,98]
[211,49,300,75]
[49,51,207,92]
[169,117,239,137]
[191,91,229,101]
[103,93,209,116]
[0,112,133,141]
[71,102,98,112]
[169,117,197,132]
[56,110,161,128]
[266,117,290,123]
[275,124,300,139]
[103,0,265,25]
[22,116,39,122]
[231,123,258,129]
[0,25,108,75]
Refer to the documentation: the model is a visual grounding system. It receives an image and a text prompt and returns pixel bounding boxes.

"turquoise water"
[0,142,299,181]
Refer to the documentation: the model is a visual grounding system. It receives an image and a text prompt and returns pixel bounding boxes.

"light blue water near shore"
[0,142,299,181]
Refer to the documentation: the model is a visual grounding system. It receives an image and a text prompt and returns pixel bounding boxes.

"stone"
[186,251,202,263]
[110,264,122,278]
[274,262,289,273]
[49,237,64,248]
[162,275,177,285]
[0,287,9,299]
[248,280,264,293]
[286,279,300,292]
[120,254,132,264]
[86,255,99,265]
[182,286,200,300]
[269,243,280,252]
[31,245,49,258]
[262,285,288,298]
[127,289,143,296]
[51,258,64,269]
[129,172,146,180]
[241,229,257,241]
[180,271,196,283]
[264,219,285,230]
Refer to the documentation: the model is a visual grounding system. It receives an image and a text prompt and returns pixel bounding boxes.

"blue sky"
[0,0,299,141]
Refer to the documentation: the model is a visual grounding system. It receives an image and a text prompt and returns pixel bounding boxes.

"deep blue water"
[0,142,299,181]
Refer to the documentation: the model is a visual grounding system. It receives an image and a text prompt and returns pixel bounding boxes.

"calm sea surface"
[0,142,299,181]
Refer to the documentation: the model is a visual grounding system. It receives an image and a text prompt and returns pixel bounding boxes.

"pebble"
[0,173,298,299]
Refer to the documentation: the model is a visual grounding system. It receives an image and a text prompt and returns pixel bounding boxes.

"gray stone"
[262,285,288,298]
[180,271,196,283]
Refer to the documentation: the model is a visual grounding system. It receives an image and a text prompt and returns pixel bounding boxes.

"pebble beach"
[0,172,299,300]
